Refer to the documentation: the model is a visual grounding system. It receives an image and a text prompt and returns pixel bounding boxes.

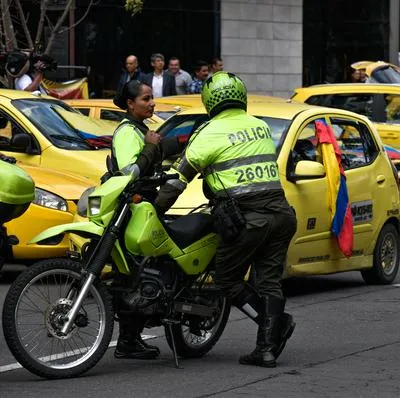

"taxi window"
[75,108,90,116]
[0,111,39,153]
[306,94,374,119]
[154,110,179,120]
[384,94,400,123]
[257,116,291,150]
[100,109,125,122]
[330,118,378,170]
[158,114,209,139]
[291,122,321,167]
[0,116,11,140]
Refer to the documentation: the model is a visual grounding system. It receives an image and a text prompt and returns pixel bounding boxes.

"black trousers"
[215,212,297,300]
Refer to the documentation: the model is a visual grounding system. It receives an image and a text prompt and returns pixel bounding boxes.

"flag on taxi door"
[315,119,353,257]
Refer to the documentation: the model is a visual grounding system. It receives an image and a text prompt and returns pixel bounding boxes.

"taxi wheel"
[361,223,400,285]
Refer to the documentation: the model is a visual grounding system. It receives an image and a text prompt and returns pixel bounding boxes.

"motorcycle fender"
[29,222,104,244]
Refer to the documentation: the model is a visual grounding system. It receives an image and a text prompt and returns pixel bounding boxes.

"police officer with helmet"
[154,71,297,368]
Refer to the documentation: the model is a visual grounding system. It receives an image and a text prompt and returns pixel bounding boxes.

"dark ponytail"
[113,79,149,110]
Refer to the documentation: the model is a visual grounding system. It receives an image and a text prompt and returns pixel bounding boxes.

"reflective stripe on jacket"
[184,108,282,197]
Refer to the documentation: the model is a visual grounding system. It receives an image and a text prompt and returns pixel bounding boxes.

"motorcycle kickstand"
[163,318,182,369]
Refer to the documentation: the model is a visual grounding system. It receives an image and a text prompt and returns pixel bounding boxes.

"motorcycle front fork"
[61,203,130,334]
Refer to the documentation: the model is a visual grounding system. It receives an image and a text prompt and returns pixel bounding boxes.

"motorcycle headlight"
[88,196,101,216]
[33,188,68,211]
[77,186,96,217]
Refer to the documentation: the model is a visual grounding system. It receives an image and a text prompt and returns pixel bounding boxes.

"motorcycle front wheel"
[2,259,114,379]
[165,294,230,358]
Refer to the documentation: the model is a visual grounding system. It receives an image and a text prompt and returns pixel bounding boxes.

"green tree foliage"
[124,0,144,15]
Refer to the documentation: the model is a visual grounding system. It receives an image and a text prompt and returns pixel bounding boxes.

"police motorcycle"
[2,161,231,379]
[0,154,35,271]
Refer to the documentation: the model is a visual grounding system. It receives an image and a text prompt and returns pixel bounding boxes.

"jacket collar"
[124,113,148,134]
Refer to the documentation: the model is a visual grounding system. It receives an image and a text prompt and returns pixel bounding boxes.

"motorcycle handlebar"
[164,173,180,181]
[127,172,180,193]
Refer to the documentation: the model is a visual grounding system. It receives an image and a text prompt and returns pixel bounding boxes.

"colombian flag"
[41,77,89,99]
[315,119,353,257]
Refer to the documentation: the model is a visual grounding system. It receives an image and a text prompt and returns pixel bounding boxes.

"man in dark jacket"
[116,55,146,93]
[142,53,176,97]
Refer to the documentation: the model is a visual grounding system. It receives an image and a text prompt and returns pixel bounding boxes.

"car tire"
[361,223,400,285]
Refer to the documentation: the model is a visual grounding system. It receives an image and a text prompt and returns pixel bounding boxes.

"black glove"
[0,153,16,164]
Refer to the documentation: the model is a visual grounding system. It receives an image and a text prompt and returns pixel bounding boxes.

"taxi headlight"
[33,188,67,211]
[88,196,101,216]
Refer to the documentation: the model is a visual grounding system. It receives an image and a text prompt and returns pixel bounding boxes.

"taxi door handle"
[376,175,386,184]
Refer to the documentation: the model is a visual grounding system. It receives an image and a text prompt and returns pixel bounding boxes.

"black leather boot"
[274,312,296,359]
[239,295,295,367]
[136,333,160,355]
[114,320,160,360]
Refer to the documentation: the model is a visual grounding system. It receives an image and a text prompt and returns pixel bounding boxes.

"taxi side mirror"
[10,131,39,154]
[287,160,326,183]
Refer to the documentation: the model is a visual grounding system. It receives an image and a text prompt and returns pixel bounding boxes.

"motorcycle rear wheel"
[2,258,114,379]
[165,295,230,358]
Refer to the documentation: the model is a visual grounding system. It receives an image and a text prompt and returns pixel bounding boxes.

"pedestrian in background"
[168,56,192,95]
[349,68,362,83]
[142,53,176,98]
[188,60,209,94]
[7,51,46,94]
[209,57,224,75]
[116,55,146,93]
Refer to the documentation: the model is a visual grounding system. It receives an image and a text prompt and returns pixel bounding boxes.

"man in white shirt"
[14,67,45,93]
[167,57,192,95]
[143,53,176,97]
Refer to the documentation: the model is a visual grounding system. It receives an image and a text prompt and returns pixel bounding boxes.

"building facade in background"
[52,0,396,97]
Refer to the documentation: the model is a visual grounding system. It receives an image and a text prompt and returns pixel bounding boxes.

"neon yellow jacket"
[111,116,159,178]
[155,108,282,212]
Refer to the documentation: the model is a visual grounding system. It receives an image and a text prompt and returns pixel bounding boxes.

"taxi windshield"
[12,98,95,150]
[159,113,291,153]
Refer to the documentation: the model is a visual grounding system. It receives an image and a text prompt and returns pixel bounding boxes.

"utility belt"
[211,197,246,243]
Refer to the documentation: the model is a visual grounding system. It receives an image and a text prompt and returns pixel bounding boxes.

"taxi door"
[281,115,334,272]
[326,115,387,259]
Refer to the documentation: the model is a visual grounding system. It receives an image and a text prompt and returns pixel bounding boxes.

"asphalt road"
[0,266,400,398]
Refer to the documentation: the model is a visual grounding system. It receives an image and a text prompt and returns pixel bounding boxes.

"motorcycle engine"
[119,257,178,315]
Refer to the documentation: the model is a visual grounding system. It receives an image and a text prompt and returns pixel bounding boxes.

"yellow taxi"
[5,162,95,261]
[0,89,115,182]
[290,84,400,149]
[151,102,400,284]
[155,94,288,120]
[65,98,177,129]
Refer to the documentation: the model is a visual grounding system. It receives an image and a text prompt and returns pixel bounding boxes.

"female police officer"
[154,71,297,368]
[111,79,162,360]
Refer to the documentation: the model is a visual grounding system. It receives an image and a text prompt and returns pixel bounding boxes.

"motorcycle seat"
[163,213,214,248]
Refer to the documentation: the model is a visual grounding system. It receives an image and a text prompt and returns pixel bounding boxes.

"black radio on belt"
[211,197,246,243]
